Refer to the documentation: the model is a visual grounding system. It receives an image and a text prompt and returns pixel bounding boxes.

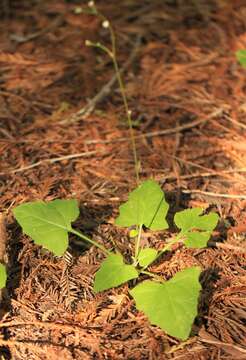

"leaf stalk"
[134,223,143,262]
[141,233,184,271]
[70,228,111,256]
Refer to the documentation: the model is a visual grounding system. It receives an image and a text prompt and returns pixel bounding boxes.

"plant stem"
[110,53,139,183]
[134,224,143,260]
[141,270,163,282]
[155,237,179,261]
[142,233,184,271]
[93,10,140,184]
[70,228,111,256]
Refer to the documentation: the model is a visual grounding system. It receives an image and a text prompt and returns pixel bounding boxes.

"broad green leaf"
[130,267,201,340]
[185,231,211,248]
[13,199,79,256]
[115,180,169,231]
[174,208,218,231]
[0,264,7,289]
[138,248,158,268]
[94,253,139,293]
[236,49,246,68]
[174,208,219,248]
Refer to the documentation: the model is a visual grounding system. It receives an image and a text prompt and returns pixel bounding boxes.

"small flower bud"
[102,20,109,29]
[85,40,92,46]
[128,110,132,116]
[74,6,83,14]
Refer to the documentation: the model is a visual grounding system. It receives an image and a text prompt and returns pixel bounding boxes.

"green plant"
[12,1,220,341]
[13,199,110,257]
[236,49,246,68]
[13,180,218,340]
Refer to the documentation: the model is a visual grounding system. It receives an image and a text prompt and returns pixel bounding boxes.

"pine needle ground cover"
[0,1,245,359]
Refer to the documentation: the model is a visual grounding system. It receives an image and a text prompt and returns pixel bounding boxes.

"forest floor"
[0,0,246,359]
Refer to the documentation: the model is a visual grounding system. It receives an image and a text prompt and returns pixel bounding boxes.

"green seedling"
[236,49,246,68]
[13,180,219,340]
[13,0,219,341]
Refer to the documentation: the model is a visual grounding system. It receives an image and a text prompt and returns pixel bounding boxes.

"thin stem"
[139,236,183,281]
[94,10,139,183]
[155,236,180,261]
[87,40,139,182]
[141,270,163,282]
[86,41,113,58]
[141,233,184,271]
[111,56,139,183]
[108,21,117,60]
[70,228,111,256]
[134,224,143,260]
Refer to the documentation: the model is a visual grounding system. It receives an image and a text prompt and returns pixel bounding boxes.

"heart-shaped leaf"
[0,264,7,289]
[115,180,169,231]
[185,231,211,248]
[94,253,139,293]
[174,208,219,248]
[13,199,79,256]
[138,248,158,268]
[130,267,201,340]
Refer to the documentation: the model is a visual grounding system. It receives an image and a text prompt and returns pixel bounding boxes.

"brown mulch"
[0,0,246,359]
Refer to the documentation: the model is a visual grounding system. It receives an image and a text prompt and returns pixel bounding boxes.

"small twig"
[0,338,68,350]
[0,338,102,359]
[10,15,64,43]
[0,320,101,332]
[0,150,104,175]
[159,151,246,176]
[159,168,246,183]
[181,189,246,200]
[224,113,246,130]
[2,111,226,176]
[199,337,246,355]
[84,109,223,145]
[209,241,246,253]
[61,35,142,124]
[0,127,14,140]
